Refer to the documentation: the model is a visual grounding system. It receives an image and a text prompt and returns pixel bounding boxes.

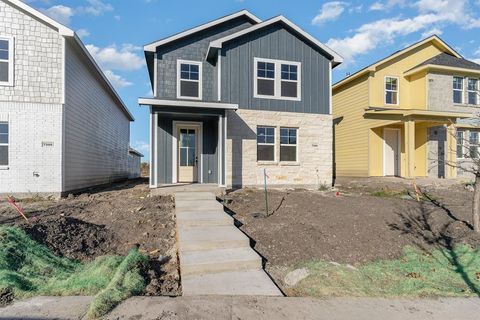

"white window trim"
[253,57,301,101]
[279,127,299,163]
[172,121,203,184]
[467,78,479,106]
[176,59,202,100]
[453,76,465,104]
[384,76,399,106]
[457,130,466,159]
[257,126,276,163]
[0,121,8,168]
[0,36,14,87]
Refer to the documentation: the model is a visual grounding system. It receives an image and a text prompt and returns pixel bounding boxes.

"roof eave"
[405,64,480,77]
[138,98,239,110]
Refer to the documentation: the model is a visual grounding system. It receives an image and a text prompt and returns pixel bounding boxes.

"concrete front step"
[180,247,262,276]
[177,211,233,228]
[182,270,282,296]
[174,192,218,201]
[175,200,224,212]
[178,225,250,252]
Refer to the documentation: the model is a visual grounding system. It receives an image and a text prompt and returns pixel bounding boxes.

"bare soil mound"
[21,217,114,261]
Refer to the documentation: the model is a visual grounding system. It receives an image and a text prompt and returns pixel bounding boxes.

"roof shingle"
[414,52,480,71]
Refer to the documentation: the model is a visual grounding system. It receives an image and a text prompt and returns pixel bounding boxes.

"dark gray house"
[139,10,342,189]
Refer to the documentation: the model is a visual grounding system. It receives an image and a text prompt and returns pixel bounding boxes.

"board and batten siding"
[63,39,130,192]
[333,74,371,177]
[221,24,331,114]
[155,17,254,101]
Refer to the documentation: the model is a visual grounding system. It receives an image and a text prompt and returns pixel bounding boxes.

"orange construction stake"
[7,196,29,223]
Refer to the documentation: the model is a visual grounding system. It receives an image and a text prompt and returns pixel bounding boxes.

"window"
[177,60,202,99]
[254,58,301,101]
[257,126,275,161]
[470,131,479,159]
[281,64,299,98]
[453,76,464,104]
[0,122,8,166]
[457,130,465,158]
[0,36,13,86]
[280,128,297,162]
[467,78,478,105]
[385,77,399,105]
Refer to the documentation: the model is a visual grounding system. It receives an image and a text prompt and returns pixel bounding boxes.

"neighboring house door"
[384,129,400,176]
[178,126,199,183]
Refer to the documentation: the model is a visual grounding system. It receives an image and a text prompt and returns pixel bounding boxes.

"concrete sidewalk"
[2,296,480,320]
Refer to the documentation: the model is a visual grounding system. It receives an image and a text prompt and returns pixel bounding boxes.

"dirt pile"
[21,216,114,261]
[0,288,14,307]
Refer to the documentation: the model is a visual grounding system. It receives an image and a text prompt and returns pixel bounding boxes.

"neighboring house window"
[385,77,399,105]
[0,36,13,86]
[254,58,301,101]
[470,131,479,159]
[177,60,202,99]
[0,122,8,166]
[457,130,465,159]
[280,127,297,162]
[257,126,275,161]
[467,78,478,105]
[453,76,464,104]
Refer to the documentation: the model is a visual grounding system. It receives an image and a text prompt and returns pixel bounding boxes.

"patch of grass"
[291,245,480,298]
[0,226,147,318]
[370,188,408,198]
[318,183,330,192]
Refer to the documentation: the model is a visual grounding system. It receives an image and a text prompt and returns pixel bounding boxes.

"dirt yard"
[0,179,180,296]
[224,177,480,267]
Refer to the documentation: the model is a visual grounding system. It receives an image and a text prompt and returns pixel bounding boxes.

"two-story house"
[333,35,479,180]
[0,0,138,197]
[139,10,342,189]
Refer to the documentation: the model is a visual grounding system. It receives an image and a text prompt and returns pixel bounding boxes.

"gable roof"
[144,10,261,52]
[3,0,134,121]
[206,15,343,66]
[412,52,480,71]
[333,35,461,91]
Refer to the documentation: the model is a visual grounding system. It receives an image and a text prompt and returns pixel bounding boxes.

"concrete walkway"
[3,296,480,320]
[175,192,281,296]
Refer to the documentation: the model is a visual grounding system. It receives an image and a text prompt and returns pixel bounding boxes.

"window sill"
[257,161,278,166]
[280,161,300,166]
[0,166,9,170]
[453,103,479,108]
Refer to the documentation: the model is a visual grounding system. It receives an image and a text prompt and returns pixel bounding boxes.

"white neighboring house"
[0,0,138,197]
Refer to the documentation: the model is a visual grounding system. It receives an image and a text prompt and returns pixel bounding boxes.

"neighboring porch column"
[446,122,457,178]
[404,119,416,178]
[149,109,158,188]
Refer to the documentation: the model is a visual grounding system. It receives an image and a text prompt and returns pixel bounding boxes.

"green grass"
[291,246,480,298]
[370,188,409,198]
[0,226,147,318]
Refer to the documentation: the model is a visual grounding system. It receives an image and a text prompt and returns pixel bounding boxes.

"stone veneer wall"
[226,109,332,188]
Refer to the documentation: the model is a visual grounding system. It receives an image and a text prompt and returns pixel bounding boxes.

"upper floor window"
[0,122,8,166]
[177,60,202,100]
[453,76,464,104]
[384,76,399,105]
[467,78,478,105]
[254,58,301,101]
[0,36,13,86]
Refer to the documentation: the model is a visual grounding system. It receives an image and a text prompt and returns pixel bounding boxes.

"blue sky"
[26,0,480,161]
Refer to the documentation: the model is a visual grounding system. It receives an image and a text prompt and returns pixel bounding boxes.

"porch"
[139,98,238,188]
[365,108,472,179]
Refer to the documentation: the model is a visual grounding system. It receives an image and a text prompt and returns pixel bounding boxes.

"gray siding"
[155,17,254,101]
[221,24,331,114]
[64,40,131,192]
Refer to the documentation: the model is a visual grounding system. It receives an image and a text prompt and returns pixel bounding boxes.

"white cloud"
[369,2,386,11]
[133,140,150,154]
[86,44,144,71]
[475,48,480,56]
[103,70,132,88]
[327,0,480,64]
[76,28,90,38]
[369,0,406,11]
[312,2,347,25]
[421,27,443,38]
[78,0,113,16]
[41,5,74,25]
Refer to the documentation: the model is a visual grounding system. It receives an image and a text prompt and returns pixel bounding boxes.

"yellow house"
[333,35,480,179]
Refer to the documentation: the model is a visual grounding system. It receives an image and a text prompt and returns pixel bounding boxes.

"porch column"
[217,112,226,187]
[404,119,416,178]
[149,109,158,188]
[446,122,457,178]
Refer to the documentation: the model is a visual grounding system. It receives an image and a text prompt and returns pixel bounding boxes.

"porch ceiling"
[364,107,472,122]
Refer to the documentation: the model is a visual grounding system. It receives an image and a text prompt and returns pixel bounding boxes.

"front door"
[178,127,198,182]
[384,129,400,176]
